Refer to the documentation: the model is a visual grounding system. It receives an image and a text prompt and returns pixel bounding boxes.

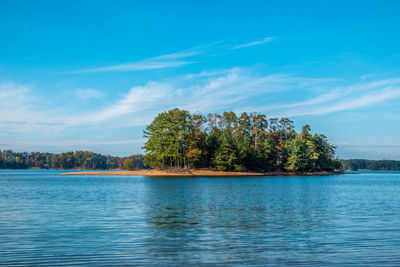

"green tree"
[212,132,243,171]
[143,108,192,169]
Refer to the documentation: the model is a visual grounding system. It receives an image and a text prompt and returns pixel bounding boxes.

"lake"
[0,170,399,265]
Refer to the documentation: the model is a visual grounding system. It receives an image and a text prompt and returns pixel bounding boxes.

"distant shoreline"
[59,169,343,177]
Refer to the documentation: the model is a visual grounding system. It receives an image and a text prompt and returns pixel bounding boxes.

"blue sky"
[1,0,400,159]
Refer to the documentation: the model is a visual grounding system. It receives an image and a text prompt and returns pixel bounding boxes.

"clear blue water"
[0,170,400,266]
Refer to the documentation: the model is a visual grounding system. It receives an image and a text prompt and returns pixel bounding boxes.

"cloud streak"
[67,50,200,74]
[60,37,280,75]
[74,88,105,99]
[276,78,400,117]
[231,37,275,49]
[64,39,276,74]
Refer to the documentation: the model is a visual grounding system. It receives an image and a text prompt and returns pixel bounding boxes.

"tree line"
[341,159,400,171]
[143,108,342,172]
[0,150,146,170]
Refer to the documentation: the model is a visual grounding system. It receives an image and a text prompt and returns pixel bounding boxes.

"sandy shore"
[59,169,340,176]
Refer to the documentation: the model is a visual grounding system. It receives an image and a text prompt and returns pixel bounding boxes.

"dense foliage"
[342,159,400,171]
[143,108,342,172]
[0,150,146,170]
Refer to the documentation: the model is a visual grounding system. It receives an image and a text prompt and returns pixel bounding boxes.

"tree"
[143,108,192,169]
[212,131,243,171]
[285,125,320,172]
[186,113,207,167]
[285,135,313,172]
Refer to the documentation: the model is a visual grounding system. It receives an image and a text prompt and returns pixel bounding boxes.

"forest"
[143,108,342,172]
[341,159,400,171]
[0,150,146,170]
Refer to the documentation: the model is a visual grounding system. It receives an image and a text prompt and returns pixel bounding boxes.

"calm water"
[0,170,400,265]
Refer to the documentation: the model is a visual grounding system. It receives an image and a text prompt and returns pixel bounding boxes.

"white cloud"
[62,38,276,74]
[74,88,105,99]
[0,82,31,102]
[151,50,200,60]
[0,82,38,124]
[360,73,376,81]
[75,60,195,73]
[231,37,275,49]
[67,50,200,74]
[276,78,400,117]
[69,82,173,124]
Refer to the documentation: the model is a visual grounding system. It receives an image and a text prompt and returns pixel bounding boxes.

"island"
[140,109,342,173]
[62,108,342,176]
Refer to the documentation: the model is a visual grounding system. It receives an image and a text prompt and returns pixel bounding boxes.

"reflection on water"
[0,170,400,265]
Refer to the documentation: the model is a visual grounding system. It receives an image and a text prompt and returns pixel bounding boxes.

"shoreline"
[59,169,343,177]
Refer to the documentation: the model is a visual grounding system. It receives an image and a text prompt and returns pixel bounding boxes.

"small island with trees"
[62,108,343,176]
[141,108,342,174]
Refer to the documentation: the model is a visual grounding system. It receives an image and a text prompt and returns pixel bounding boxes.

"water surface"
[0,170,399,265]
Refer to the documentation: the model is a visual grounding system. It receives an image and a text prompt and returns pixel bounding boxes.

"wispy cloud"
[70,82,174,124]
[261,89,343,111]
[63,39,275,74]
[0,82,31,100]
[0,82,38,124]
[74,60,195,73]
[231,37,275,49]
[276,78,400,117]
[74,88,105,99]
[67,50,200,74]
[360,73,376,81]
